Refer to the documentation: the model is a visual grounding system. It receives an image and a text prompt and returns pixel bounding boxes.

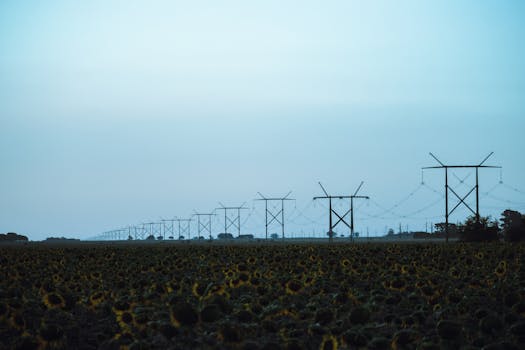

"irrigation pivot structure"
[255,191,295,240]
[423,152,501,243]
[313,182,369,242]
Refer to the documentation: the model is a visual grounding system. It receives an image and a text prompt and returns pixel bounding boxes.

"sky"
[1,0,524,240]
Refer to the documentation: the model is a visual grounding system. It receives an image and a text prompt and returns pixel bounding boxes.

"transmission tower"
[175,218,192,240]
[134,224,146,240]
[313,182,369,242]
[422,152,501,242]
[144,222,161,239]
[255,191,295,240]
[193,211,216,239]
[161,218,176,239]
[215,203,249,237]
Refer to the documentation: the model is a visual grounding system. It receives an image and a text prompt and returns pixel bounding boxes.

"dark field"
[1,242,524,349]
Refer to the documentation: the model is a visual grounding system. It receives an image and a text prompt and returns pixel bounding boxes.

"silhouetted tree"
[459,216,499,242]
[500,209,525,242]
[0,232,28,242]
[434,223,458,235]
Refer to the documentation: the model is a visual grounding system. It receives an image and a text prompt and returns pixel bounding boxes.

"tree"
[500,209,525,242]
[459,216,499,242]
[434,223,458,235]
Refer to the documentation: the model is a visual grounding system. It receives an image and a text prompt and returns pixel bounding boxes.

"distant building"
[218,233,234,239]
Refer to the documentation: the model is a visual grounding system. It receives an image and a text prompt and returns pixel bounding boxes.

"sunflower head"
[285,279,303,295]
[43,292,65,309]
[320,334,338,350]
[89,291,105,307]
[116,311,134,331]
[170,302,198,328]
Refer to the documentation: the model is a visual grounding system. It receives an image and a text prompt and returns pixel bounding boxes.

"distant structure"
[215,203,249,238]
[193,211,215,240]
[423,152,501,242]
[255,191,295,240]
[313,182,369,242]
[175,218,192,240]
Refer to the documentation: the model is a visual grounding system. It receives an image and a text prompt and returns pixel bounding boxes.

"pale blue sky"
[1,1,524,240]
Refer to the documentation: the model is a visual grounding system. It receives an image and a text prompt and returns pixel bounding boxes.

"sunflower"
[9,312,25,331]
[448,267,461,279]
[52,273,62,283]
[116,311,134,331]
[0,301,8,320]
[89,291,105,307]
[320,334,338,350]
[192,282,207,298]
[285,279,303,295]
[218,323,242,343]
[223,269,235,280]
[170,302,198,328]
[43,292,66,309]
[389,278,407,292]
[38,324,65,349]
[340,259,351,269]
[112,299,132,315]
[494,261,507,278]
[133,313,148,331]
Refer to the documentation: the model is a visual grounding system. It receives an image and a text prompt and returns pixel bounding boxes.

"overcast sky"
[1,0,524,240]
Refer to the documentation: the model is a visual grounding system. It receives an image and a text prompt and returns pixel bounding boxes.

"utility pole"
[193,211,216,240]
[422,152,501,243]
[255,191,295,240]
[174,218,192,240]
[313,182,369,242]
[215,203,249,237]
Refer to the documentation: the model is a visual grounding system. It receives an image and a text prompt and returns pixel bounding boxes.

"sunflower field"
[1,242,524,349]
